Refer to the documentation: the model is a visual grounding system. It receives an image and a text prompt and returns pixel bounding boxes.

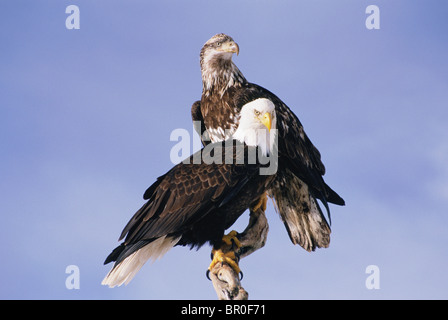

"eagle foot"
[207,230,242,279]
[221,230,241,250]
[251,192,268,212]
[209,249,240,273]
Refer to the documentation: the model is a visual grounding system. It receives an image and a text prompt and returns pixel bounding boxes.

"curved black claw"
[239,271,244,281]
[206,269,211,281]
[230,237,239,251]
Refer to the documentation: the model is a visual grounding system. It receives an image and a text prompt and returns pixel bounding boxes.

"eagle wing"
[105,143,261,265]
[230,83,344,251]
[191,100,212,146]
[231,83,343,204]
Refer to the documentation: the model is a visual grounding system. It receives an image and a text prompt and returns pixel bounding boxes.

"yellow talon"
[221,230,241,248]
[208,249,241,274]
[251,192,268,212]
[208,230,242,275]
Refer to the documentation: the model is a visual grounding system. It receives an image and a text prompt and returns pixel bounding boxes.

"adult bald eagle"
[192,34,345,252]
[102,98,277,287]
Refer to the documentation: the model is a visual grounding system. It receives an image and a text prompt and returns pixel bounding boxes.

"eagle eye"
[216,42,221,47]
[254,110,261,116]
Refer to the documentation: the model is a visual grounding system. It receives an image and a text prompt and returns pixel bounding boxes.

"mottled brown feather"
[105,142,274,267]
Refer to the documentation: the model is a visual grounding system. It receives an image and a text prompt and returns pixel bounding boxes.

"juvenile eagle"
[192,33,345,252]
[102,98,277,287]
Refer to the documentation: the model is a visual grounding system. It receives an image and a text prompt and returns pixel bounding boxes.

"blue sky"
[1,0,447,299]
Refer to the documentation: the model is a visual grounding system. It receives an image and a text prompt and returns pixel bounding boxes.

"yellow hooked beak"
[220,41,239,55]
[260,112,272,132]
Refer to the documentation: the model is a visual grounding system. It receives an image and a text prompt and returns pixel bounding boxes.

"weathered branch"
[208,207,269,300]
[239,207,269,259]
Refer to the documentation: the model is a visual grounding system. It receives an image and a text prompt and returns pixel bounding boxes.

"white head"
[232,98,277,156]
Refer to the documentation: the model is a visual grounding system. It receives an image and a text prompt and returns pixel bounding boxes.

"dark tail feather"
[103,243,125,265]
[326,184,345,206]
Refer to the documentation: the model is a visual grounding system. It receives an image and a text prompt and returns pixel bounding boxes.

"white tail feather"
[102,236,180,288]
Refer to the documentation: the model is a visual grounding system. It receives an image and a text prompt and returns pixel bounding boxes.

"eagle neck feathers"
[200,57,246,98]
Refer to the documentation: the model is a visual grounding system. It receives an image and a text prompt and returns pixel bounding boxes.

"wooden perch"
[208,207,269,300]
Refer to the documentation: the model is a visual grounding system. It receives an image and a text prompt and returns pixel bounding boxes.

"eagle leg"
[208,230,242,276]
[207,193,268,278]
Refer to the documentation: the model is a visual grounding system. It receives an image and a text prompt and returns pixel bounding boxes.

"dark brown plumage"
[192,33,345,252]
[102,87,277,287]
[118,143,270,253]
[103,140,275,286]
